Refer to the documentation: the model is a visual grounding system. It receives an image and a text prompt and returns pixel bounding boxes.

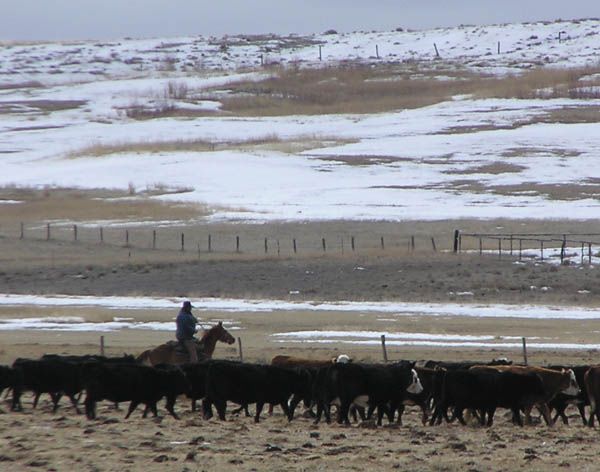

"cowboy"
[176,300,199,363]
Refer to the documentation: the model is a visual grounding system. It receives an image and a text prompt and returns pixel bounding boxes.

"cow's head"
[561,368,580,396]
[406,368,424,394]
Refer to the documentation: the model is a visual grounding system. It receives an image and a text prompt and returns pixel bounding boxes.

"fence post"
[319,45,322,60]
[433,43,440,57]
[497,41,500,54]
[152,230,156,249]
[589,243,592,265]
[381,334,388,363]
[125,230,129,247]
[322,238,326,252]
[453,230,460,253]
[519,239,522,261]
[277,239,280,256]
[510,235,513,255]
[581,242,585,265]
[236,235,240,253]
[431,237,437,252]
[73,224,78,241]
[99,227,104,243]
[237,337,243,362]
[46,223,51,240]
[376,44,379,58]
[181,233,185,252]
[498,238,502,259]
[341,237,344,255]
[540,241,544,261]
[411,236,415,251]
[100,335,105,356]
[208,234,212,253]
[20,222,24,240]
[293,239,297,254]
[351,236,355,251]
[380,236,385,250]
[522,337,528,365]
[479,238,482,255]
[560,236,566,264]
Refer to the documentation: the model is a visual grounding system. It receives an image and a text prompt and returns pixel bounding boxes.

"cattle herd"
[1,353,599,429]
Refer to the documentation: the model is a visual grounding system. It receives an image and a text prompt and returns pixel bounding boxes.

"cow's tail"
[136,350,152,366]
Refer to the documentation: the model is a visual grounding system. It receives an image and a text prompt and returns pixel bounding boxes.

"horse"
[137,321,235,366]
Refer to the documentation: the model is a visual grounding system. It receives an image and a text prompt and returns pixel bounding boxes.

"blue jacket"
[176,308,198,341]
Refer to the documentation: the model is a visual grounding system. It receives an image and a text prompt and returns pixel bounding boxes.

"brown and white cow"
[471,365,579,426]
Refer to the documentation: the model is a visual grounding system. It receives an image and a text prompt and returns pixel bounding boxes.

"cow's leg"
[11,388,22,412]
[288,394,302,420]
[125,400,140,419]
[68,394,81,414]
[486,407,496,427]
[142,404,150,418]
[254,402,264,423]
[396,404,405,425]
[191,398,197,412]
[280,401,292,421]
[577,402,587,425]
[338,400,351,425]
[150,402,158,417]
[453,406,467,426]
[84,396,96,420]
[214,399,227,421]
[165,395,180,420]
[32,392,42,409]
[202,398,213,420]
[538,403,554,426]
[51,392,62,412]
[512,407,524,427]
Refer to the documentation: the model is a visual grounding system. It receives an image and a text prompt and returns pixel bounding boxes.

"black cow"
[547,365,590,425]
[12,358,86,413]
[421,358,512,371]
[314,361,422,426]
[83,363,188,420]
[430,369,545,427]
[204,361,311,422]
[180,362,211,412]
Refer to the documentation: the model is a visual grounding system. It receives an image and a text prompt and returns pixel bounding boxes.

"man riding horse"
[176,301,199,363]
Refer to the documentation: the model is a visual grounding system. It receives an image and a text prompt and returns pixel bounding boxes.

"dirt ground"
[1,219,600,471]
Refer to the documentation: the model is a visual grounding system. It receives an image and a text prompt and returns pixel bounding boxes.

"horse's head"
[213,321,236,345]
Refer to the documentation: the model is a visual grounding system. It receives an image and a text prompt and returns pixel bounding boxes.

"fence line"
[455,230,599,265]
[10,221,441,257]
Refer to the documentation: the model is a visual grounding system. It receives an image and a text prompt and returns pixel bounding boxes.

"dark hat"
[182,300,194,309]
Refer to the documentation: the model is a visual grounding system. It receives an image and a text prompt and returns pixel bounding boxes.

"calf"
[83,363,188,420]
[205,361,311,422]
[394,366,437,425]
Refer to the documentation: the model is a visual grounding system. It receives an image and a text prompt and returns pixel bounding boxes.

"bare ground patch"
[444,162,528,175]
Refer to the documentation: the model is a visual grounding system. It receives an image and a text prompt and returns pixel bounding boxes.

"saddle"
[166,339,207,361]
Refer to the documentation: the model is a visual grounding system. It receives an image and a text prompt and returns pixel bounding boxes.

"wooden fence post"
[498,238,502,259]
[411,235,415,251]
[208,234,212,253]
[380,236,385,250]
[351,236,355,251]
[73,224,78,241]
[510,235,513,255]
[519,239,522,261]
[319,45,322,60]
[589,243,592,265]
[277,239,280,256]
[381,335,388,363]
[46,223,51,240]
[376,44,379,58]
[99,227,104,243]
[560,236,566,264]
[581,242,585,265]
[181,233,185,252]
[100,335,105,356]
[152,230,156,249]
[453,230,460,253]
[433,43,440,57]
[293,239,297,254]
[20,222,24,240]
[237,337,243,362]
[540,241,544,261]
[264,237,268,254]
[522,337,528,365]
[125,230,129,247]
[341,237,344,255]
[236,235,240,253]
[497,41,500,54]
[322,238,326,252]
[431,237,437,252]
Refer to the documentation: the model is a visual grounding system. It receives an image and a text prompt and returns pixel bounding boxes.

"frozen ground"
[1,19,600,224]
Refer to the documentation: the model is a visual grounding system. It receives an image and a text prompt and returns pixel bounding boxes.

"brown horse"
[137,321,235,366]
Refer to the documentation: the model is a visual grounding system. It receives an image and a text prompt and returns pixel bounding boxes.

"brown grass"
[445,162,527,175]
[68,135,353,158]
[0,187,208,224]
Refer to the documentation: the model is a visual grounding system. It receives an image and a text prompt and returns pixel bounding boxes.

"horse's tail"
[136,350,153,366]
